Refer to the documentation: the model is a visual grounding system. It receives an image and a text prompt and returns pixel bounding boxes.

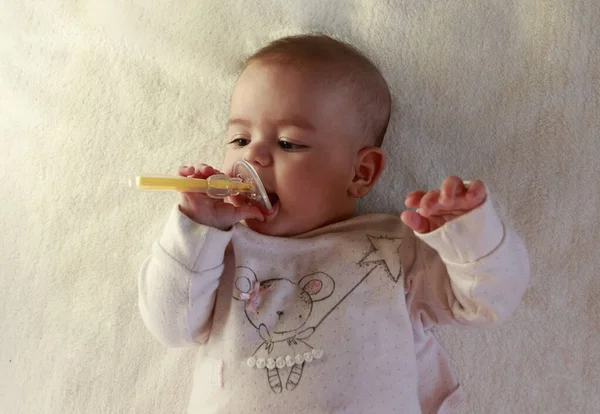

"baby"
[138,34,530,413]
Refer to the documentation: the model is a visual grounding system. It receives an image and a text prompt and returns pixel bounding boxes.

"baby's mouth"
[267,192,279,207]
[260,192,279,221]
[246,191,279,218]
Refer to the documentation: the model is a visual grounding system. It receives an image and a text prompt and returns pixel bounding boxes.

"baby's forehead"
[240,60,342,89]
[253,60,344,86]
[235,61,357,109]
[233,61,372,146]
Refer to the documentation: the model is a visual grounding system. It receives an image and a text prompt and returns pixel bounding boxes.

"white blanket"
[1,1,598,413]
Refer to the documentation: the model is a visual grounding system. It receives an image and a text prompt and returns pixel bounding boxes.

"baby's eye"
[229,137,250,148]
[279,139,307,152]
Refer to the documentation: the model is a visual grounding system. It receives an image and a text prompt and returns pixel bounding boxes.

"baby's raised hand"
[401,176,487,234]
[178,164,265,230]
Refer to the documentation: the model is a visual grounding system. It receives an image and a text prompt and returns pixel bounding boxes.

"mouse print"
[233,234,404,394]
[233,267,334,393]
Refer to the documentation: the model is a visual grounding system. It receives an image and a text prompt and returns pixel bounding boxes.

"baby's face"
[222,62,359,237]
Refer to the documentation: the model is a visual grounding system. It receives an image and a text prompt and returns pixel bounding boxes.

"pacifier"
[130,159,273,212]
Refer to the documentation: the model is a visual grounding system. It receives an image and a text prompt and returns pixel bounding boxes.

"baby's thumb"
[236,205,265,223]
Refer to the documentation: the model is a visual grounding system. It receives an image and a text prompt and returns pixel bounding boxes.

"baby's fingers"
[192,163,222,178]
[233,204,265,223]
[177,165,195,177]
[464,180,486,204]
[404,190,426,208]
[401,210,431,233]
[401,210,449,234]
[444,180,486,211]
[439,176,466,207]
[177,164,222,178]
[417,190,441,217]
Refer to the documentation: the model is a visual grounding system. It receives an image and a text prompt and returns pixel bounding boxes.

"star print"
[357,235,404,282]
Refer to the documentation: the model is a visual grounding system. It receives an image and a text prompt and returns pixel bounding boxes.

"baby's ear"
[348,147,386,198]
[232,266,258,300]
[299,272,335,302]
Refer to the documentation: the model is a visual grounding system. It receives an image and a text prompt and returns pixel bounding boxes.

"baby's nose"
[277,311,284,316]
[243,143,273,168]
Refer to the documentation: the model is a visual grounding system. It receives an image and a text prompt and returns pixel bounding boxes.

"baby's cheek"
[221,149,238,172]
[282,187,310,206]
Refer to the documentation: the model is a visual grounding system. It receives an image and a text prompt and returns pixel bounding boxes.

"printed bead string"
[246,348,324,369]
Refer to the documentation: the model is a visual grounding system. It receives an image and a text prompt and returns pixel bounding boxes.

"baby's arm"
[138,205,233,346]
[406,194,530,327]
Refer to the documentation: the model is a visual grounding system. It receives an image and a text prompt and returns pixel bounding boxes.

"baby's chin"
[241,201,347,237]
[243,207,310,237]
[243,214,326,238]
[243,218,282,236]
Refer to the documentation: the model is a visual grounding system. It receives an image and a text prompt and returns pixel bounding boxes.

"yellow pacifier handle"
[131,174,252,196]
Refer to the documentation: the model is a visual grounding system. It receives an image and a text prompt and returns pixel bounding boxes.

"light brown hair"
[245,34,391,148]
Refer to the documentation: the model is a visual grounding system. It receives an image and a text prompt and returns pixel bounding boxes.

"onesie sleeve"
[405,193,530,328]
[138,205,233,347]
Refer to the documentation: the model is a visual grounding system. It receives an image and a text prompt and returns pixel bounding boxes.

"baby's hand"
[178,164,265,230]
[401,176,486,234]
